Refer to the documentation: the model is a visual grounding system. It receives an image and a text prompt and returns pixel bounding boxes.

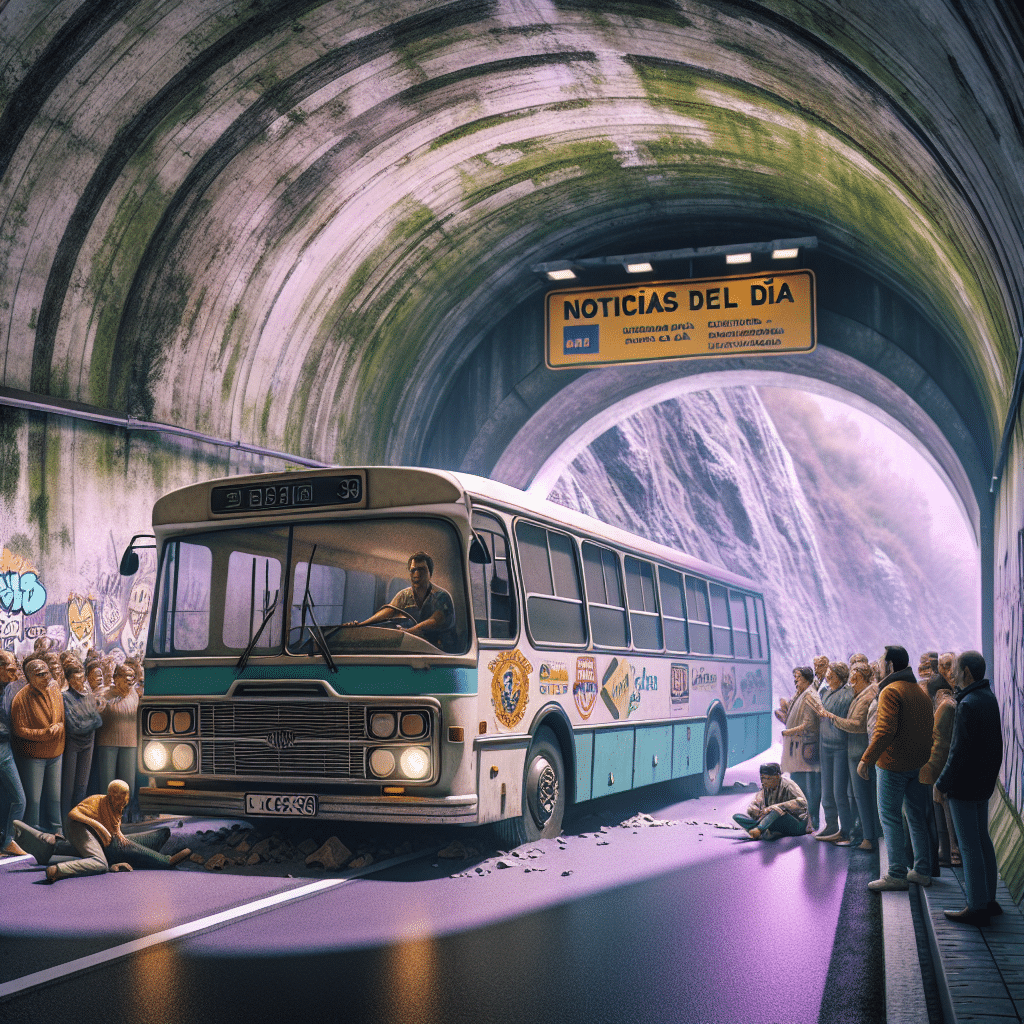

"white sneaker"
[868,874,909,892]
[907,869,932,886]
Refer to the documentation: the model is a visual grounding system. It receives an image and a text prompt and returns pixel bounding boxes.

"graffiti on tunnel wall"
[0,545,153,661]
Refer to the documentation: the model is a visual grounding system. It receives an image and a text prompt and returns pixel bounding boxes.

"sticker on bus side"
[489,649,532,730]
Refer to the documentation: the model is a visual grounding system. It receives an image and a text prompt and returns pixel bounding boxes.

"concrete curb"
[878,842,930,1024]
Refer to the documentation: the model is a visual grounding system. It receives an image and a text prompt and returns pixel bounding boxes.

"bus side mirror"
[469,534,491,565]
[119,534,156,576]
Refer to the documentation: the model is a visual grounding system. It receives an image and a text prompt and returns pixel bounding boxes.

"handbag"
[801,740,818,763]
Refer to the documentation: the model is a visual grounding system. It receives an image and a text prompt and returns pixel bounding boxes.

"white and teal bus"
[128,467,771,843]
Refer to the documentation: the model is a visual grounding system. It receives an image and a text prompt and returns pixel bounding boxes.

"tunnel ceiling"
[1,0,1022,493]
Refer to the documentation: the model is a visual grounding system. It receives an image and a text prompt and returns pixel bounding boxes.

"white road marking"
[0,849,426,1001]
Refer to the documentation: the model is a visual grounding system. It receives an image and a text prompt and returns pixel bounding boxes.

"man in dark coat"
[935,650,1004,924]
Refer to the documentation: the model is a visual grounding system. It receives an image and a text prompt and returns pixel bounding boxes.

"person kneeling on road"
[733,763,810,840]
[14,779,190,882]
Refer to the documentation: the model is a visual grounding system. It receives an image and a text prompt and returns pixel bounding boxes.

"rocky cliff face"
[547,386,978,699]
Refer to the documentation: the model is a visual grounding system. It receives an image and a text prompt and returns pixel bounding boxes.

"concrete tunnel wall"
[1,0,1023,888]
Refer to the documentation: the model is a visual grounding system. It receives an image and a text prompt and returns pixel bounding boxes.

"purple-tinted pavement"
[0,758,863,1023]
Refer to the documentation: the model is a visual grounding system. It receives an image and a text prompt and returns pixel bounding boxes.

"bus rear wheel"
[700,718,725,796]
[493,727,565,847]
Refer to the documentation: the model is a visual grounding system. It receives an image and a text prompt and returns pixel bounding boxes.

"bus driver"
[348,551,457,651]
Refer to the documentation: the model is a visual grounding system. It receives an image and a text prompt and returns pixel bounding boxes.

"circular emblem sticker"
[489,649,532,730]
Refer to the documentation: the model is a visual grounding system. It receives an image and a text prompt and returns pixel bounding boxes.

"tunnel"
[0,1,1022,890]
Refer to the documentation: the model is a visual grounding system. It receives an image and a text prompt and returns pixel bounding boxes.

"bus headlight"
[370,712,396,739]
[172,709,196,734]
[143,742,169,772]
[399,746,430,780]
[369,748,396,778]
[171,743,196,772]
[148,710,170,734]
[399,711,427,738]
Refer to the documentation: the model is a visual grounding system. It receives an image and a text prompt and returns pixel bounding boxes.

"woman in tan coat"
[781,666,821,832]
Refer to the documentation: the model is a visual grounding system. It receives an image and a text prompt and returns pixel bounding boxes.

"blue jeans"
[848,753,879,843]
[732,810,807,838]
[1,740,27,847]
[96,745,136,793]
[876,767,930,877]
[792,771,821,830]
[820,745,853,836]
[14,752,63,833]
[61,733,95,821]
[947,797,998,911]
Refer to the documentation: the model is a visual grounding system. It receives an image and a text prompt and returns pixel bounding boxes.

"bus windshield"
[152,517,470,658]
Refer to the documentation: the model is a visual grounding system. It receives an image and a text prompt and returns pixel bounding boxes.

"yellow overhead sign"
[546,269,815,369]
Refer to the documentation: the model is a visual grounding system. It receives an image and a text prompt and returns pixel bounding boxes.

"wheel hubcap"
[527,755,558,825]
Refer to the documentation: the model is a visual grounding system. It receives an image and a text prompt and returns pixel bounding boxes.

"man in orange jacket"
[858,644,934,891]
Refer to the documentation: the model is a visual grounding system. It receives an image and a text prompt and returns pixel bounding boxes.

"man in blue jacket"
[935,650,1003,925]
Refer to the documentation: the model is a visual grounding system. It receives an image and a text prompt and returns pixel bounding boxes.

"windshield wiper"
[300,546,337,673]
[236,589,280,672]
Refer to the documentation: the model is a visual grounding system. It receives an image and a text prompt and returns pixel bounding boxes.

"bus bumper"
[138,786,479,825]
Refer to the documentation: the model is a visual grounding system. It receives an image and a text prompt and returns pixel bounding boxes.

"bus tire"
[700,718,726,796]
[493,727,565,846]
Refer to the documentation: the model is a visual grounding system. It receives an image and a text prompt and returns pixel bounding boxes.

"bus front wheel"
[494,727,565,846]
[700,718,726,796]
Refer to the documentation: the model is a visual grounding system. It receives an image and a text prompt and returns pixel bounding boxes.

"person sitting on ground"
[732,763,809,840]
[13,779,190,882]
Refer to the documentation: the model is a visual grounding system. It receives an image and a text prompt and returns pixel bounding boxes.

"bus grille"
[200,702,367,740]
[192,701,429,781]
[201,743,366,779]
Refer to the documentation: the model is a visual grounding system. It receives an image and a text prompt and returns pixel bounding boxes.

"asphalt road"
[0,759,882,1024]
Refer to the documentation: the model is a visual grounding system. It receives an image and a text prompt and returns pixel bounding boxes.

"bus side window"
[709,583,733,656]
[624,556,662,651]
[154,540,213,654]
[659,567,688,654]
[471,512,516,641]
[685,576,712,655]
[582,542,628,648]
[752,596,767,659]
[515,520,586,646]
[730,591,751,658]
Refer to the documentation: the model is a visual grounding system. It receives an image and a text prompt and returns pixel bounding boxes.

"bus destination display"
[211,474,365,514]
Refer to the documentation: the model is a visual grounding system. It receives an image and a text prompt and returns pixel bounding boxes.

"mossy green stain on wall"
[283,201,442,455]
[0,408,23,505]
[86,181,176,410]
[629,56,1012,416]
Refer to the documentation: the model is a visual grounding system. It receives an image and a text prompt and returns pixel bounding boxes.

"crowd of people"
[734,644,1004,926]
[0,637,146,859]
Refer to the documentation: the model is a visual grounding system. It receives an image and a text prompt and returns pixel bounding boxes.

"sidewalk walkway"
[880,842,1023,1023]
[919,869,1024,1023]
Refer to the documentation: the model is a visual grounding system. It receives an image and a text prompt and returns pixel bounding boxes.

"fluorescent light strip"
[625,262,653,274]
[546,268,576,280]
[725,253,752,264]
[772,248,799,259]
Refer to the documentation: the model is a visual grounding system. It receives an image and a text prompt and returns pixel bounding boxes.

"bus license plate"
[245,793,317,817]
